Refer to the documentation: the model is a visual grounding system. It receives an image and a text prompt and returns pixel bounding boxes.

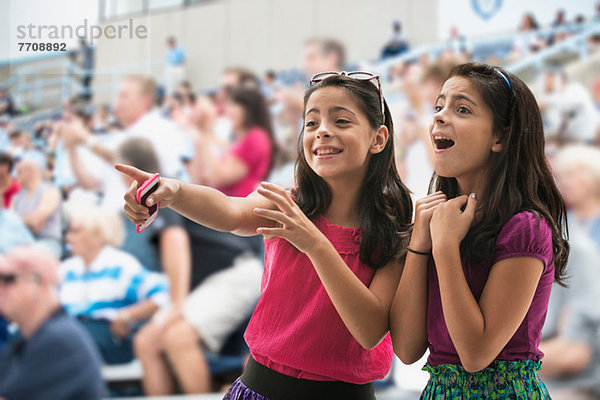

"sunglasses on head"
[309,71,385,124]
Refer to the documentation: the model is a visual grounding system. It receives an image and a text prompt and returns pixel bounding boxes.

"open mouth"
[434,136,455,150]
[314,148,343,156]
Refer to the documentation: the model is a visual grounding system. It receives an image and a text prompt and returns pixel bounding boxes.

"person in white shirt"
[60,75,190,181]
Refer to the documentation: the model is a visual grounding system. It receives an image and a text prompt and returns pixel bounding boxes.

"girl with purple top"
[390,63,569,399]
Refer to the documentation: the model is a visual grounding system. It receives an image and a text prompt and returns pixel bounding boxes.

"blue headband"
[495,69,513,97]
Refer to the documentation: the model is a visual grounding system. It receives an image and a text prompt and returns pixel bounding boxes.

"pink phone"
[136,173,160,233]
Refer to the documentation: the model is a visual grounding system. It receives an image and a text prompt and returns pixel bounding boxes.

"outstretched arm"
[115,164,275,236]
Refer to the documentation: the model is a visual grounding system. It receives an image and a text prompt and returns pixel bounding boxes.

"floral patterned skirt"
[421,360,551,400]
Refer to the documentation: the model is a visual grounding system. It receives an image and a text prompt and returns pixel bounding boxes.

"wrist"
[168,179,182,206]
[408,237,431,254]
[306,234,335,258]
[407,246,431,256]
[432,239,460,258]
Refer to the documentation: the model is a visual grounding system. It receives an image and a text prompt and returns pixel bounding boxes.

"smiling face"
[302,86,387,184]
[431,76,502,183]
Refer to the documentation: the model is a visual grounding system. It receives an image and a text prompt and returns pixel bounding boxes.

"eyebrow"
[436,93,477,106]
[305,106,357,117]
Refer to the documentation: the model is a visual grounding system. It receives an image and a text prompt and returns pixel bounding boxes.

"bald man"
[0,246,104,400]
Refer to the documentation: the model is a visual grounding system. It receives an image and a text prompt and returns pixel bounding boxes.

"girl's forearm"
[169,182,245,233]
[433,244,487,368]
[390,251,429,363]
[307,241,393,350]
[169,183,271,237]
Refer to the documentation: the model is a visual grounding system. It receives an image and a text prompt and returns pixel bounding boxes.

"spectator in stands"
[0,246,105,399]
[175,80,196,111]
[0,206,33,253]
[552,9,567,28]
[116,137,192,321]
[163,91,189,129]
[60,75,190,181]
[6,129,29,159]
[13,151,62,258]
[511,12,546,57]
[215,67,261,115]
[91,104,111,134]
[553,144,600,249]
[79,38,95,102]
[165,36,186,95]
[0,115,11,151]
[59,202,169,365]
[122,136,262,395]
[188,86,275,196]
[537,69,599,143]
[540,232,600,400]
[221,67,261,92]
[302,37,346,79]
[445,26,472,60]
[550,9,570,44]
[261,70,279,102]
[54,106,127,213]
[574,14,587,26]
[0,86,16,117]
[0,153,19,208]
[381,20,410,60]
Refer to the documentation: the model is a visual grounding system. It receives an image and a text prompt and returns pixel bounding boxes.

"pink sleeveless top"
[244,215,393,384]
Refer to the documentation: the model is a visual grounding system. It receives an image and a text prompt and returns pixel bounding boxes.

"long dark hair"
[228,86,277,178]
[429,63,569,284]
[295,75,413,269]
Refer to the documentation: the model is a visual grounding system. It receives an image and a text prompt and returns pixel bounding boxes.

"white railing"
[376,21,600,79]
[2,55,164,108]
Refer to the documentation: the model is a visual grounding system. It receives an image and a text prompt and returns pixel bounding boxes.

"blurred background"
[1,0,600,399]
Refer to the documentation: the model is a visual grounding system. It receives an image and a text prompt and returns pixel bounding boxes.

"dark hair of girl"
[429,62,569,284]
[227,86,277,178]
[295,75,413,269]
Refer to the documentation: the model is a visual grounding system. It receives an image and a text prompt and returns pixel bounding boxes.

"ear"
[491,133,503,153]
[370,125,389,154]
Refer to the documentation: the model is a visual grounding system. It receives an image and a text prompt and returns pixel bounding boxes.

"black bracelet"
[407,246,431,256]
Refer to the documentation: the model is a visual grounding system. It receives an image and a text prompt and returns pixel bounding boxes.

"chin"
[433,165,458,179]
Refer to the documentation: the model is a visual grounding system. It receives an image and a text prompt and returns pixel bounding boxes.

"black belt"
[240,356,376,400]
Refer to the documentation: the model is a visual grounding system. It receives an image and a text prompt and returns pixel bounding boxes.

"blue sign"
[471,0,503,20]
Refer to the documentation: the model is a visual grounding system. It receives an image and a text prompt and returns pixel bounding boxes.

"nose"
[315,122,331,139]
[433,109,446,126]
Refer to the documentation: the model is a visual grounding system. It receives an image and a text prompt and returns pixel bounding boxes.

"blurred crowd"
[1,4,600,399]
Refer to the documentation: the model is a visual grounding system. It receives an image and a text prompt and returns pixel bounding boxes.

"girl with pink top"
[189,87,275,197]
[117,72,412,399]
[390,63,570,399]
